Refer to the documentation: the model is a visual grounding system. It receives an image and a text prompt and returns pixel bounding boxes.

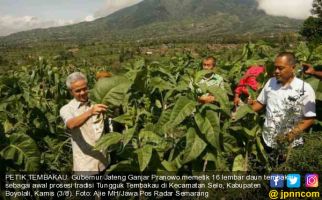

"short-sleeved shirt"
[60,99,108,173]
[195,73,224,96]
[199,73,224,88]
[257,77,316,148]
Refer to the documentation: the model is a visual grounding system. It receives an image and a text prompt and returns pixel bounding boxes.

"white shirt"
[257,77,316,148]
[60,99,108,173]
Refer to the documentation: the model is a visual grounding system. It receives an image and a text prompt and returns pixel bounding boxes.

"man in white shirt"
[60,72,109,174]
[251,52,316,149]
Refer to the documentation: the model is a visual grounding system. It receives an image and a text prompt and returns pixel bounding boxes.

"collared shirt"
[257,77,316,148]
[60,99,108,173]
[199,73,224,88]
[193,73,224,96]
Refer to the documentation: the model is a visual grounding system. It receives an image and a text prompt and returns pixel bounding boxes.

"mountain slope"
[0,0,302,44]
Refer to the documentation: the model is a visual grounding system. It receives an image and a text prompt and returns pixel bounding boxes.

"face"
[202,59,215,70]
[274,56,294,84]
[70,79,88,102]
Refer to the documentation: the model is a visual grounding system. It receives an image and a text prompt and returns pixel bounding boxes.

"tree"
[312,0,322,18]
[300,0,322,46]
[300,17,322,44]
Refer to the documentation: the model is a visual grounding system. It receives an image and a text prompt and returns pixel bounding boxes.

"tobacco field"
[1,42,322,176]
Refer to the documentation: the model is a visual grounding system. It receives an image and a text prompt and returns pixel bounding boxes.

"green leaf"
[150,77,173,92]
[113,113,133,126]
[305,76,322,100]
[155,99,162,109]
[1,133,40,171]
[242,125,260,139]
[182,128,207,164]
[161,160,177,171]
[194,70,213,83]
[122,127,135,146]
[223,133,240,153]
[106,160,134,172]
[139,131,162,144]
[169,96,196,126]
[95,132,123,151]
[247,86,257,100]
[136,145,153,172]
[256,135,269,164]
[3,120,13,133]
[156,110,171,128]
[207,86,231,115]
[233,104,254,121]
[194,112,221,151]
[203,152,217,162]
[232,154,247,171]
[91,76,131,106]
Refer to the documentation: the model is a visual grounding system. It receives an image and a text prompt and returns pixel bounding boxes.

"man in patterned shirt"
[250,52,316,149]
[198,56,224,104]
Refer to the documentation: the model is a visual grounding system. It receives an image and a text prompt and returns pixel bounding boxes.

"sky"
[0,0,314,36]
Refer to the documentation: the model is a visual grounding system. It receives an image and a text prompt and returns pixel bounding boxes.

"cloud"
[0,15,75,36]
[257,0,313,19]
[94,0,143,18]
[84,15,95,22]
[0,0,143,36]
[0,0,313,36]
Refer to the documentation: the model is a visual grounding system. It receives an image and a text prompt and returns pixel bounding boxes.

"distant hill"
[0,0,302,45]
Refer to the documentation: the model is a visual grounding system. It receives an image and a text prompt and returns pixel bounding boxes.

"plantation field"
[2,0,322,197]
[1,41,322,176]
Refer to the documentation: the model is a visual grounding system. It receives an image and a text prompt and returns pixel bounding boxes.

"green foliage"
[136,145,153,172]
[276,132,322,171]
[1,41,321,176]
[232,154,247,171]
[300,17,322,46]
[88,47,278,173]
[168,96,196,127]
[95,132,123,151]
[0,58,73,172]
[91,76,131,106]
[233,104,254,122]
[312,0,322,18]
[1,133,41,171]
[182,128,207,164]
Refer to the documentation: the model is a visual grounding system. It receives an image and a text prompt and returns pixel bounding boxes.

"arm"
[66,104,107,129]
[250,100,264,113]
[310,70,322,79]
[251,78,269,113]
[234,82,244,107]
[285,82,316,142]
[303,63,322,79]
[233,94,240,106]
[286,117,315,142]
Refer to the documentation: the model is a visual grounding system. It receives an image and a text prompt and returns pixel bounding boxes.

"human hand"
[247,96,254,105]
[302,63,315,75]
[198,95,215,104]
[285,131,297,143]
[234,96,240,106]
[275,134,288,144]
[91,104,108,115]
[276,131,297,144]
